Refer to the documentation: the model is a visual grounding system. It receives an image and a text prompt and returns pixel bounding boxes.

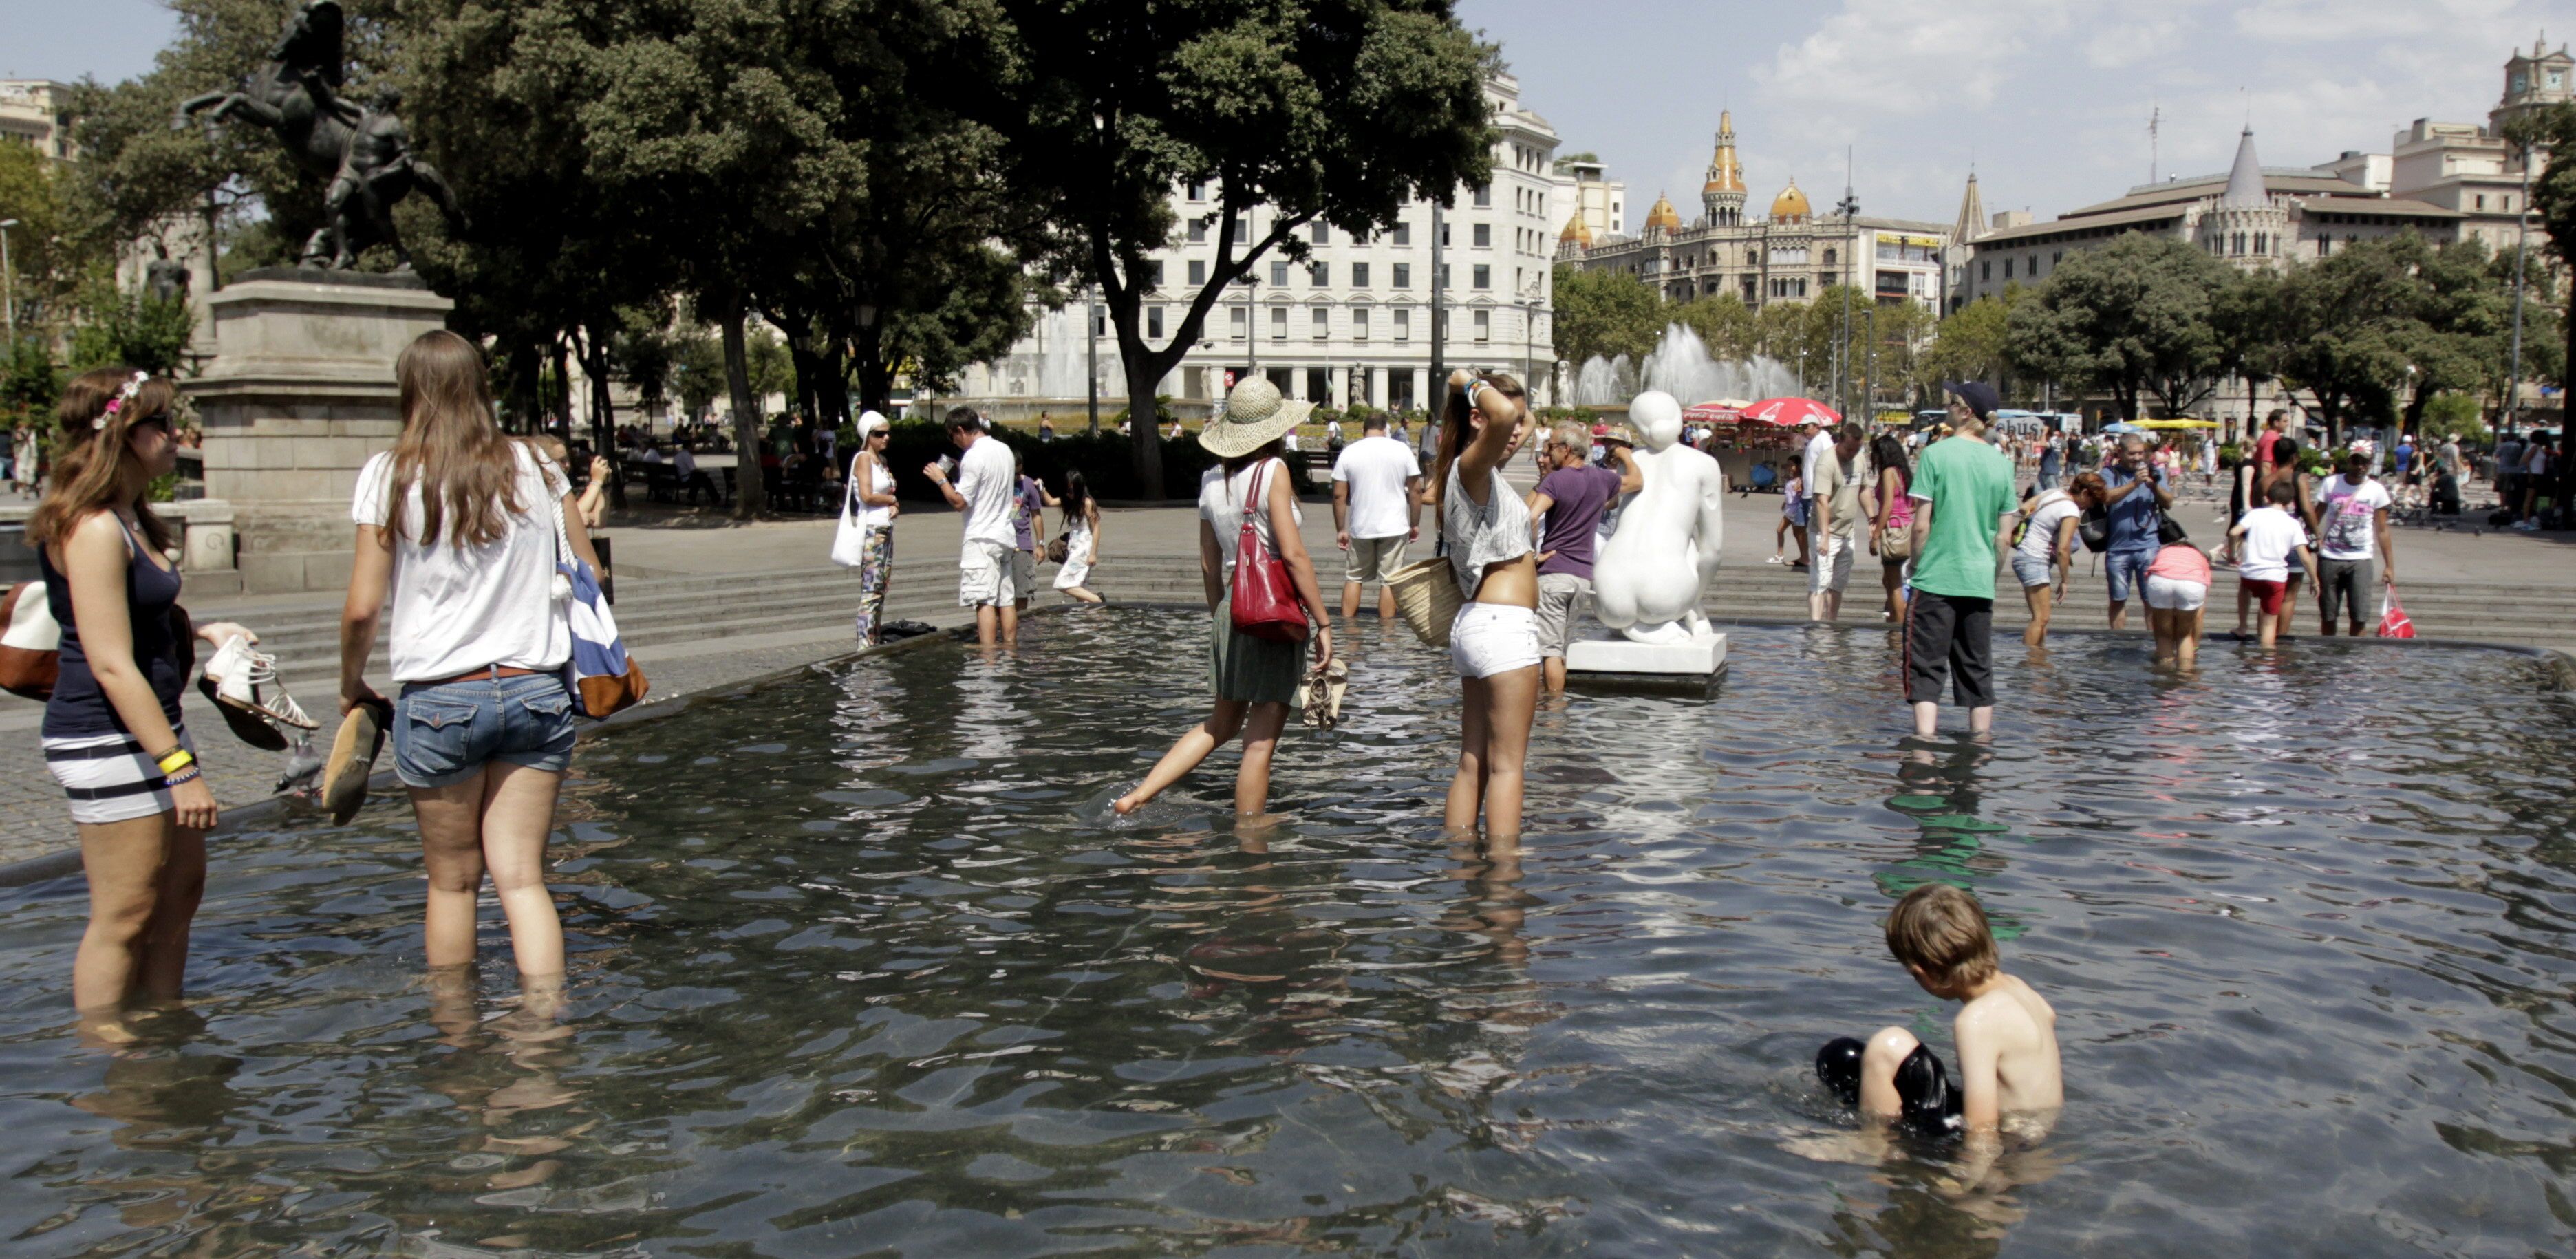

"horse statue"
[176,1,467,271]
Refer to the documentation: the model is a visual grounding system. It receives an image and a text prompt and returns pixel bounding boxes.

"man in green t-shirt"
[1904,383,2020,738]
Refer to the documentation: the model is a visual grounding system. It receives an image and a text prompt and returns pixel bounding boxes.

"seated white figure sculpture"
[1591,390,1726,645]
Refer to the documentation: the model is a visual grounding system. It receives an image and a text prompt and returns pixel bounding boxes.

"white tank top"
[854,453,894,529]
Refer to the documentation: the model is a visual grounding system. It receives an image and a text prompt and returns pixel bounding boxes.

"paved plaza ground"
[3,473,2570,871]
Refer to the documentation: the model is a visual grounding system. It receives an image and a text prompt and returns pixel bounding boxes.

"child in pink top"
[2143,543,2212,667]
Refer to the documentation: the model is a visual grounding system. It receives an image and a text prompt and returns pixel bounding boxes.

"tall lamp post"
[0,218,19,345]
[1085,286,1100,435]
[1835,164,1858,423]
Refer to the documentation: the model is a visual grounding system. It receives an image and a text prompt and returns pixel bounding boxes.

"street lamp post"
[2507,151,2534,427]
[0,218,19,345]
[1085,286,1100,435]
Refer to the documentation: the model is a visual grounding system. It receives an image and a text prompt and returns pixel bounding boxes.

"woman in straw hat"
[1434,369,1540,839]
[1113,378,1333,817]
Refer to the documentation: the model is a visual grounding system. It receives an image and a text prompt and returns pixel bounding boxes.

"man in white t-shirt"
[1799,418,1830,514]
[1330,413,1423,621]
[2312,449,2394,636]
[2229,479,2320,648]
[923,407,1020,647]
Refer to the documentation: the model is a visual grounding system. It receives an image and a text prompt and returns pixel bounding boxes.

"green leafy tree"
[1917,293,2012,398]
[1668,290,1756,363]
[2502,102,2576,410]
[0,142,87,334]
[1754,299,1814,391]
[2209,268,2284,429]
[2007,232,2229,420]
[974,0,1498,489]
[1552,266,1660,369]
[68,280,197,377]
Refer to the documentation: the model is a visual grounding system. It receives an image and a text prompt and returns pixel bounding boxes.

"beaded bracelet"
[163,766,202,788]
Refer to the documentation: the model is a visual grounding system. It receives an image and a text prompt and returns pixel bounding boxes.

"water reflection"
[1,617,2573,1255]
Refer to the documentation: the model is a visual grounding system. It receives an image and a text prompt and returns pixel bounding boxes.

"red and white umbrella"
[1737,397,1842,427]
[1682,401,1742,424]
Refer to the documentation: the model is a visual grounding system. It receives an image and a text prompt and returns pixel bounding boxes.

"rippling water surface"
[5,610,2575,1256]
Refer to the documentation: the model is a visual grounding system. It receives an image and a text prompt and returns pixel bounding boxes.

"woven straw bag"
[1387,557,1463,647]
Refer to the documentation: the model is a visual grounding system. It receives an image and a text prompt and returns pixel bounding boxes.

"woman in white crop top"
[340,330,604,998]
[1433,369,1541,841]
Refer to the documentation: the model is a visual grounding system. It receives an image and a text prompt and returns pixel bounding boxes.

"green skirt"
[1209,604,1302,705]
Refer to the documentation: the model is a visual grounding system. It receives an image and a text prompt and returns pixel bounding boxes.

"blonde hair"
[388,330,526,548]
[1885,883,1998,990]
[28,367,177,554]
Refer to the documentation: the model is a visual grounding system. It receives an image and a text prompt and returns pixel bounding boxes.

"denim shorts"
[392,671,577,788]
[2105,547,2156,602]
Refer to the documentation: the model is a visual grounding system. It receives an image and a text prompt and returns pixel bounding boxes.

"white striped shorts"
[44,725,197,826]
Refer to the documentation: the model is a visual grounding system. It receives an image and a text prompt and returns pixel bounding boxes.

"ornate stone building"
[1556,112,1950,314]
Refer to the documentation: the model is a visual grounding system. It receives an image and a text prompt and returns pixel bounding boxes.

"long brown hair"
[387,330,525,548]
[1433,372,1525,511]
[28,367,176,553]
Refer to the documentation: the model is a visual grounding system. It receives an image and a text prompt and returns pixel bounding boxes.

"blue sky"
[8,0,2562,229]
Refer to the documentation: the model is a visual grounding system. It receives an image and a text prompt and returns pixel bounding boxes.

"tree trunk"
[787,335,821,423]
[1123,351,1167,498]
[814,334,853,431]
[552,341,575,443]
[721,307,765,519]
[506,341,541,433]
[584,334,627,510]
[852,324,892,416]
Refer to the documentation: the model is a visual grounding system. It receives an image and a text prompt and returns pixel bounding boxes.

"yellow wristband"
[157,749,194,775]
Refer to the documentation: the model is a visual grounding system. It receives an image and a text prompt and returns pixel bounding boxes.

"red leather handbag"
[1229,462,1311,643]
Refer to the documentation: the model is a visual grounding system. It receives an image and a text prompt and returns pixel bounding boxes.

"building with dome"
[1557,112,1952,314]
[1953,39,2565,313]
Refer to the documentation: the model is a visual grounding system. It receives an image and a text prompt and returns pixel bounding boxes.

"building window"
[2052,251,2062,266]
[1231,217,1247,243]
[1190,219,1210,244]
[1823,247,1836,267]
[1312,307,1329,340]
[1270,261,1289,286]
[1145,261,1163,288]
[1230,307,1247,339]
[1270,307,1287,341]
[1353,261,1371,288]
[1439,264,1451,289]
[1393,263,1412,288]
[1473,309,1490,342]
[2476,194,2486,211]
[1394,308,1412,341]
[1187,182,1205,200]
[1147,305,1164,339]
[1473,184,1491,208]
[1981,260,1991,281]
[1188,259,1207,286]
[1313,222,1331,245]
[1354,308,1371,341]
[2003,259,2014,278]
[1473,223,1492,248]
[1310,261,1329,286]
[1472,264,1490,290]
[1393,223,1411,246]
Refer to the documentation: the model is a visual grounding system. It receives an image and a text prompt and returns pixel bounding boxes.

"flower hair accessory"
[94,372,151,431]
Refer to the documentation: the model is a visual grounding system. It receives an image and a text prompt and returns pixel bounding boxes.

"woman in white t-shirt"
[2011,472,2103,649]
[339,330,603,994]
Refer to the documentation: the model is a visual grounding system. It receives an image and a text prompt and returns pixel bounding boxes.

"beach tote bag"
[0,581,61,700]
[1228,462,1311,644]
[2376,585,2416,640]
[550,499,650,718]
[828,455,868,568]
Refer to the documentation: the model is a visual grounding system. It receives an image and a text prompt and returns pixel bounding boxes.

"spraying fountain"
[1569,324,1802,408]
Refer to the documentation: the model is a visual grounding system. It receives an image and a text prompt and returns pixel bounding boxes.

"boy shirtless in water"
[1823,883,2063,1146]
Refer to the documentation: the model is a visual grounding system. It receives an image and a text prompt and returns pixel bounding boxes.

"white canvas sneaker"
[205,635,319,730]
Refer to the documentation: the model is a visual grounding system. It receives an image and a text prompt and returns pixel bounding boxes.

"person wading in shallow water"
[1114,377,1332,818]
[1435,369,1541,839]
[33,369,273,1039]
[341,330,601,1005]
[923,407,1019,649]
[1904,383,2019,740]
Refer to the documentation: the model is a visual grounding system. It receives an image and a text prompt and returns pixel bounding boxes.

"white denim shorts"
[1449,601,1542,680]
[958,539,1018,607]
[2143,574,2209,612]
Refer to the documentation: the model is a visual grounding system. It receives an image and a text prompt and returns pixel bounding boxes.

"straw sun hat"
[1198,376,1315,458]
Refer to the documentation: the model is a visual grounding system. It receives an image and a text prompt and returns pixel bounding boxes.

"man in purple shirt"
[1527,421,1643,691]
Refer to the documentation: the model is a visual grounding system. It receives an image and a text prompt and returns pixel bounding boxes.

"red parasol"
[1737,397,1842,427]
[1683,402,1742,424]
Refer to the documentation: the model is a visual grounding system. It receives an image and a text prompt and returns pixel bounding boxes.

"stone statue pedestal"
[186,268,453,593]
[1565,625,1727,691]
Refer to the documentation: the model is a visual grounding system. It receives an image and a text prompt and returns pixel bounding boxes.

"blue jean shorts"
[392,671,578,788]
[2105,546,2156,602]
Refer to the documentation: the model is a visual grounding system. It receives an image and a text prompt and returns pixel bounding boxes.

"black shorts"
[1904,590,1996,709]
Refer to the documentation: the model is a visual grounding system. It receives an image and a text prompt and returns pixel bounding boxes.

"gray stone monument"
[187,268,453,592]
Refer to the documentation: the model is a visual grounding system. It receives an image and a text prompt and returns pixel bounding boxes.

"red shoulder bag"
[1229,461,1311,643]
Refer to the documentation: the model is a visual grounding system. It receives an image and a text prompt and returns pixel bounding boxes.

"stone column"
[186,268,455,594]
[1371,366,1388,409]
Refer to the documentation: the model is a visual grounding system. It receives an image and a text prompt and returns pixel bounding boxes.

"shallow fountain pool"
[3,610,2574,1256]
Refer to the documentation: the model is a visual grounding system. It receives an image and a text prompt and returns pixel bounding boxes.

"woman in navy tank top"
[29,368,268,1034]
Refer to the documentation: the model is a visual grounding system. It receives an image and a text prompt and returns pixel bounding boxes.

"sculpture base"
[1565,627,1726,693]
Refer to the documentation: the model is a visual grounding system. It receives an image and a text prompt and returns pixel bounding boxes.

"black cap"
[1943,381,1999,421]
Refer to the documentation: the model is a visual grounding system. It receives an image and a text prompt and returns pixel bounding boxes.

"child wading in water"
[1818,884,2063,1165]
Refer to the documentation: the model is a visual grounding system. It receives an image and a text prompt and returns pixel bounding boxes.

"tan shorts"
[959,539,1018,607]
[1346,533,1408,584]
[1535,572,1591,657]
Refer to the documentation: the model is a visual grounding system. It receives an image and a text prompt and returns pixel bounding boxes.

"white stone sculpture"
[1591,391,1726,644]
